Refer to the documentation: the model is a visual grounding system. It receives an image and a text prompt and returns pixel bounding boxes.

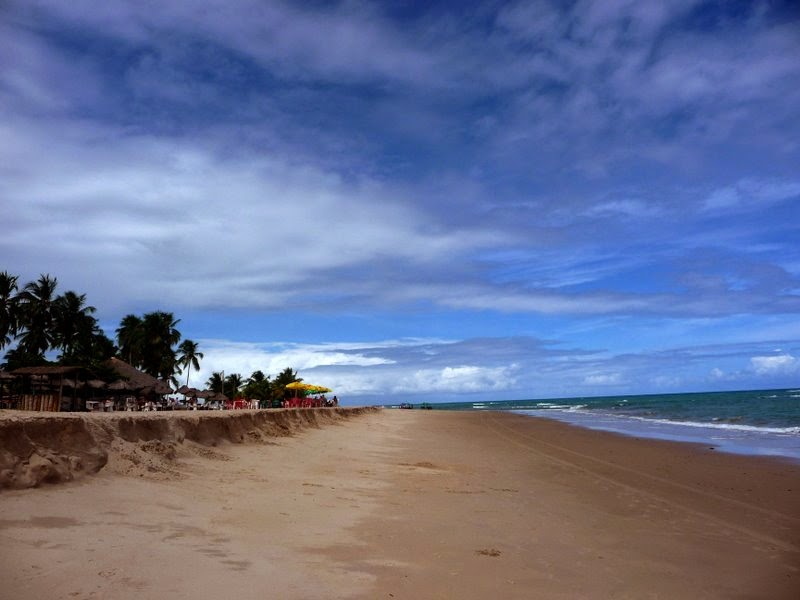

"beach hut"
[177,385,204,408]
[204,391,228,410]
[10,366,88,411]
[0,370,15,409]
[104,357,174,410]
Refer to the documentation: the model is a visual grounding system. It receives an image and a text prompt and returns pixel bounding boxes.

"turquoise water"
[389,389,800,460]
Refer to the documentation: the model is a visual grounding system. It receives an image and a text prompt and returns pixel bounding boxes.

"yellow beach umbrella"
[285,382,332,395]
[285,382,311,390]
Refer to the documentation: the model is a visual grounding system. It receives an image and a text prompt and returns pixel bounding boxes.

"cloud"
[750,354,798,375]
[4,108,796,320]
[177,338,398,389]
[0,114,503,312]
[583,373,622,386]
[10,0,456,91]
[173,333,800,403]
[2,1,800,401]
[395,364,519,394]
[703,179,800,212]
[178,337,523,398]
[583,199,662,220]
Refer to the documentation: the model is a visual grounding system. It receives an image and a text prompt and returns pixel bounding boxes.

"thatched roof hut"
[10,366,88,389]
[9,366,88,411]
[108,380,134,391]
[103,358,173,395]
[12,366,84,377]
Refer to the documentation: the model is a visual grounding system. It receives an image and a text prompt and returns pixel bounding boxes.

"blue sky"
[2,0,799,404]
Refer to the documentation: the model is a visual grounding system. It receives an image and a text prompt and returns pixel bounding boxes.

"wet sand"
[1,409,798,599]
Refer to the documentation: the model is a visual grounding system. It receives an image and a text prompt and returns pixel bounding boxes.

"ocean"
[395,389,800,461]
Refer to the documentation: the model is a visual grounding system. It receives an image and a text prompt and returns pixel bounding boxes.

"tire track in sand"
[484,413,799,553]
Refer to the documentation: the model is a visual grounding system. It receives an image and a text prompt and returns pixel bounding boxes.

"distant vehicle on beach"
[400,403,414,409]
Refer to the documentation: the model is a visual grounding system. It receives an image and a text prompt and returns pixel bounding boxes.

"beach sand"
[1,408,798,599]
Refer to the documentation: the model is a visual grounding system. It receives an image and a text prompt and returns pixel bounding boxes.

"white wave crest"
[628,416,800,435]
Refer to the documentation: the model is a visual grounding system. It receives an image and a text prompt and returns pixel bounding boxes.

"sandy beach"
[1,408,799,599]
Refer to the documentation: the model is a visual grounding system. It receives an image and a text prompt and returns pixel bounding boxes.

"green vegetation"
[0,271,114,371]
[1,271,309,404]
[177,339,204,388]
[206,367,303,407]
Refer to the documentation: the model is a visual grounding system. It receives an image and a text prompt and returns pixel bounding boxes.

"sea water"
[422,389,800,461]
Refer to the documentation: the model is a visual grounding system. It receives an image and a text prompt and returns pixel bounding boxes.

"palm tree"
[140,311,181,380]
[16,274,59,358]
[116,314,144,366]
[246,370,269,389]
[85,330,116,366]
[273,367,301,405]
[244,370,272,405]
[206,371,225,394]
[177,339,203,387]
[0,271,19,351]
[224,372,243,398]
[273,367,301,387]
[53,291,97,361]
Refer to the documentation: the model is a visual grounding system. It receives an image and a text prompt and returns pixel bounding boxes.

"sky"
[2,0,799,404]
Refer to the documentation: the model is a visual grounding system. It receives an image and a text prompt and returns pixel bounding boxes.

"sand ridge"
[0,407,375,490]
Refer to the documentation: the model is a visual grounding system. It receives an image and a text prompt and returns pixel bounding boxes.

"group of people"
[281,395,339,408]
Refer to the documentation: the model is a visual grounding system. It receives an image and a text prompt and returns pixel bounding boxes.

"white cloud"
[583,373,621,385]
[178,339,397,390]
[173,336,524,399]
[0,115,501,313]
[384,364,519,395]
[169,334,800,402]
[3,1,800,402]
[584,199,661,219]
[15,0,452,90]
[703,179,800,212]
[750,354,798,375]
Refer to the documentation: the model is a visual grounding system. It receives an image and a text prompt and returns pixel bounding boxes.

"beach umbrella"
[308,385,332,394]
[285,382,309,390]
[139,380,173,395]
[285,382,332,394]
[155,380,173,395]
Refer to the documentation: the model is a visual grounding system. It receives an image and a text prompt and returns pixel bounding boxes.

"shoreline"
[511,408,800,462]
[1,409,798,598]
[416,387,800,462]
